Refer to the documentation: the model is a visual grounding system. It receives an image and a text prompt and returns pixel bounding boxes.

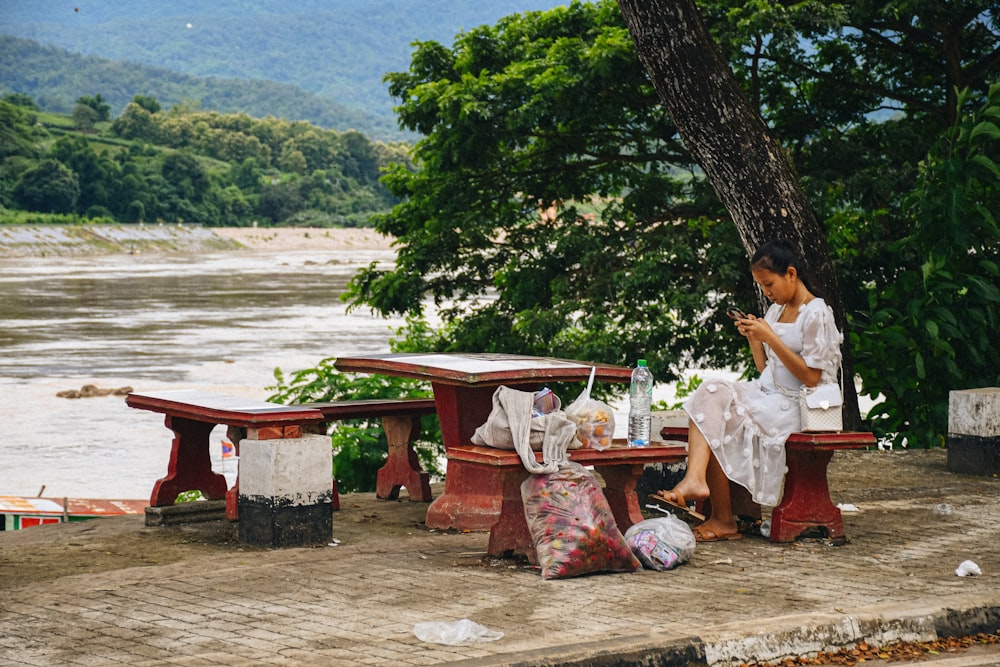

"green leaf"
[970,154,1000,179]
[969,120,1000,143]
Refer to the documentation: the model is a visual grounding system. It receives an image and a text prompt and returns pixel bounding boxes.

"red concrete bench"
[446,443,687,559]
[126,391,437,520]
[659,426,876,543]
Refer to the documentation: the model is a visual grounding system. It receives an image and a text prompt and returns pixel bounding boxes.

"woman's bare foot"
[649,484,709,523]
[661,480,710,503]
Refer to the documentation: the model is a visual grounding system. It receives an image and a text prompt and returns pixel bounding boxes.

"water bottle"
[628,359,654,447]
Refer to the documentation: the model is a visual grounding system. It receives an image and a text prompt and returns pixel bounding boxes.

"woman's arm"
[738,316,822,387]
[762,329,822,387]
[749,334,767,372]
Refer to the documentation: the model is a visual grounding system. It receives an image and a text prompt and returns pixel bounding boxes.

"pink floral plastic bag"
[521,462,640,579]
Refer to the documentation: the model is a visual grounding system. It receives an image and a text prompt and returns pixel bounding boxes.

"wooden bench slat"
[659,426,875,449]
[302,398,437,421]
[127,390,327,428]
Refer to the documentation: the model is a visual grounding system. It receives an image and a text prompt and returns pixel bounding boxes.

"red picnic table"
[333,353,634,531]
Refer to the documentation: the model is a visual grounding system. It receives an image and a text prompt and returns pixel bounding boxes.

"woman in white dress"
[656,240,843,542]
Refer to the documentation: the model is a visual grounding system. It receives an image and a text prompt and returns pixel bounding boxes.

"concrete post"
[238,433,333,547]
[947,388,1000,476]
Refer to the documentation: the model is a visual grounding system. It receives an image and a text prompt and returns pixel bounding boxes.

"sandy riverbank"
[213,226,396,251]
[0,224,397,256]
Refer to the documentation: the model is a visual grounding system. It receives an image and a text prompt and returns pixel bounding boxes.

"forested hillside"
[1,0,566,139]
[0,36,396,140]
[0,93,408,228]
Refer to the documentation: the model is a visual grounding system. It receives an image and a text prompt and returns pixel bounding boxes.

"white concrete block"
[239,434,332,503]
[949,388,1000,437]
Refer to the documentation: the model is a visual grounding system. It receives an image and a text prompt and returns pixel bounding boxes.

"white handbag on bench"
[799,381,844,432]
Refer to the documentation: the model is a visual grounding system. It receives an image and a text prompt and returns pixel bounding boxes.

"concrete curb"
[446,593,1000,666]
[445,634,706,667]
[702,594,1000,665]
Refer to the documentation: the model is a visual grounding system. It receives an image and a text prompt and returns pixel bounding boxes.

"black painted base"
[239,495,333,547]
[947,434,1000,477]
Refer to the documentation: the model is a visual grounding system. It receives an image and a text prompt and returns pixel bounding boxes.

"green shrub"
[852,84,1000,448]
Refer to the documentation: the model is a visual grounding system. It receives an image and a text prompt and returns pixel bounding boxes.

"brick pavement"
[1,449,998,666]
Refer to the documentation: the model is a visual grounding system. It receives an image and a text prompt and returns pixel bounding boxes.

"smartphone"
[725,306,748,320]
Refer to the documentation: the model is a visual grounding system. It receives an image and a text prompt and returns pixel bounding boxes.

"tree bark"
[617,0,861,428]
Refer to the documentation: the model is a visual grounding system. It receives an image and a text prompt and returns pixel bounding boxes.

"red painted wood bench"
[126,391,437,520]
[445,443,687,560]
[659,426,876,543]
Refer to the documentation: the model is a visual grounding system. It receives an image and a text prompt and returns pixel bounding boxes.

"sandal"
[646,490,706,524]
[692,525,744,542]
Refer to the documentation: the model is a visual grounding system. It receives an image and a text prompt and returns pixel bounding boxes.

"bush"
[852,85,1000,448]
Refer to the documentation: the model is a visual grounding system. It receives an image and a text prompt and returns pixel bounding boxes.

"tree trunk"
[616,0,862,428]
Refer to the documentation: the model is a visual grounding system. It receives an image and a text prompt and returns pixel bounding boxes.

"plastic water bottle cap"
[637,359,647,366]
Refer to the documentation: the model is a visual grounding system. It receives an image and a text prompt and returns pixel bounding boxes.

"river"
[1,248,405,499]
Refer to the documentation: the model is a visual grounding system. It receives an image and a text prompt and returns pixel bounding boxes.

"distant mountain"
[0,35,399,139]
[1,0,570,139]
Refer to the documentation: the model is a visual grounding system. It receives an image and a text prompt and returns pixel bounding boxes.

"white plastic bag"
[955,560,982,577]
[413,619,504,645]
[565,367,616,450]
[624,515,696,571]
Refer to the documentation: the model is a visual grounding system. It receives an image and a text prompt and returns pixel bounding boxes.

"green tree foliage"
[160,152,209,202]
[13,159,80,213]
[852,84,1000,448]
[111,102,157,140]
[0,100,41,159]
[349,2,754,379]
[2,94,401,228]
[72,103,100,133]
[131,94,161,114]
[702,0,1000,321]
[76,94,111,122]
[347,0,1000,444]
[2,93,40,111]
[48,136,120,213]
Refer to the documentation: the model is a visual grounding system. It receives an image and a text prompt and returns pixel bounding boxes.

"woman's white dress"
[683,298,843,506]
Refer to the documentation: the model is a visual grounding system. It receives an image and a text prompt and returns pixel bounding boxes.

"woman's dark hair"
[750,240,820,296]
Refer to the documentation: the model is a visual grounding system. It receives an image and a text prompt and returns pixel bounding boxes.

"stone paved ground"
[1,449,998,666]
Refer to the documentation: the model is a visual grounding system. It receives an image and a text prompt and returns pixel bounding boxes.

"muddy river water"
[0,248,404,499]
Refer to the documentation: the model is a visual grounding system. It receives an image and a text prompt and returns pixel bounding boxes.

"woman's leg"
[663,421,740,538]
[661,420,712,501]
[702,452,737,531]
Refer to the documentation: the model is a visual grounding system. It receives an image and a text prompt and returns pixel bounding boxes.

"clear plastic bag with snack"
[565,367,616,450]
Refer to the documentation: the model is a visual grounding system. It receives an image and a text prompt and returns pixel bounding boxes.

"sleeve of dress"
[800,301,843,374]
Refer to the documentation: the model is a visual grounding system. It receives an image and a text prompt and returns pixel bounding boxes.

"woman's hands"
[733,314,772,344]
[734,315,770,372]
